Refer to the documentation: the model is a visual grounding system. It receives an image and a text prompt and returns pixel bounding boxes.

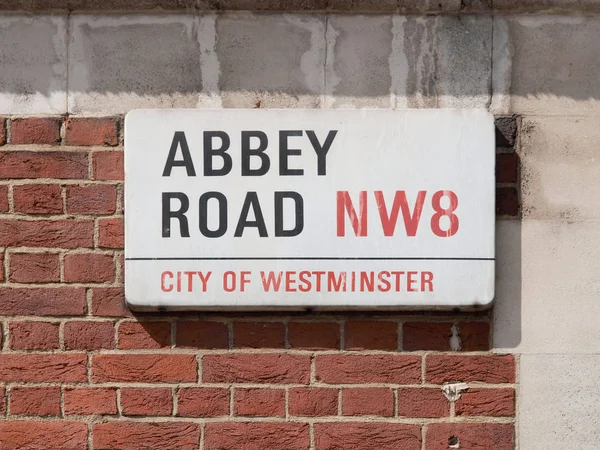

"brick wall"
[0,116,518,449]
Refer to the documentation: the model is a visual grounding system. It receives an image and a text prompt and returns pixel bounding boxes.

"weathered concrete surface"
[0,16,66,114]
[3,0,600,13]
[325,15,393,108]
[493,15,600,115]
[494,219,600,354]
[395,15,492,108]
[215,13,325,108]
[69,15,203,114]
[520,354,600,450]
[519,116,600,220]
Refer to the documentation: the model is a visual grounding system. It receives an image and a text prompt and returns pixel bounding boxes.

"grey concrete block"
[520,354,600,449]
[68,15,204,114]
[215,13,325,108]
[494,219,600,353]
[520,116,600,220]
[326,15,393,108]
[494,15,600,115]
[0,16,67,114]
[393,15,492,108]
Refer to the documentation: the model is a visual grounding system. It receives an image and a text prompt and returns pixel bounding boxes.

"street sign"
[124,109,495,310]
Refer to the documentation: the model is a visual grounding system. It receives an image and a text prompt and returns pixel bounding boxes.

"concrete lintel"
[2,0,600,15]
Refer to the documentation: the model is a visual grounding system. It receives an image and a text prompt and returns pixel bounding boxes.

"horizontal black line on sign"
[126,257,495,261]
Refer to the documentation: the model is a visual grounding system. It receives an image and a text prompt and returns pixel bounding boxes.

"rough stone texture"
[496,220,600,353]
[69,15,203,114]
[0,16,67,114]
[314,423,421,450]
[93,422,200,450]
[494,15,600,115]
[395,15,492,108]
[326,15,392,108]
[520,354,600,450]
[520,116,600,220]
[216,13,325,108]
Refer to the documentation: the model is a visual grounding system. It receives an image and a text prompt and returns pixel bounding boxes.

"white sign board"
[125,109,495,310]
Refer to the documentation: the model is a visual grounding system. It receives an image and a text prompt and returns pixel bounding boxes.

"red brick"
[342,388,394,417]
[345,321,398,350]
[455,388,515,417]
[496,152,518,183]
[93,151,124,180]
[316,354,421,384]
[315,423,422,450]
[233,321,285,348]
[496,186,519,216]
[98,217,123,248]
[10,117,61,144]
[93,422,199,450]
[0,151,88,179]
[93,354,197,383]
[289,388,338,417]
[13,184,63,214]
[426,355,515,384]
[66,184,117,214]
[91,287,132,317]
[10,386,61,416]
[0,421,87,449]
[64,253,114,283]
[64,117,119,146]
[458,322,490,351]
[0,118,5,145]
[9,252,60,283]
[64,387,117,415]
[0,387,5,415]
[118,321,171,349]
[235,388,285,417]
[397,388,449,418]
[288,322,340,350]
[0,354,87,382]
[425,423,514,450]
[177,388,229,417]
[0,219,93,248]
[205,422,309,450]
[64,321,115,350]
[9,321,59,350]
[0,287,86,316]
[176,320,229,348]
[0,185,9,212]
[403,322,452,351]
[121,388,172,416]
[203,353,310,384]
